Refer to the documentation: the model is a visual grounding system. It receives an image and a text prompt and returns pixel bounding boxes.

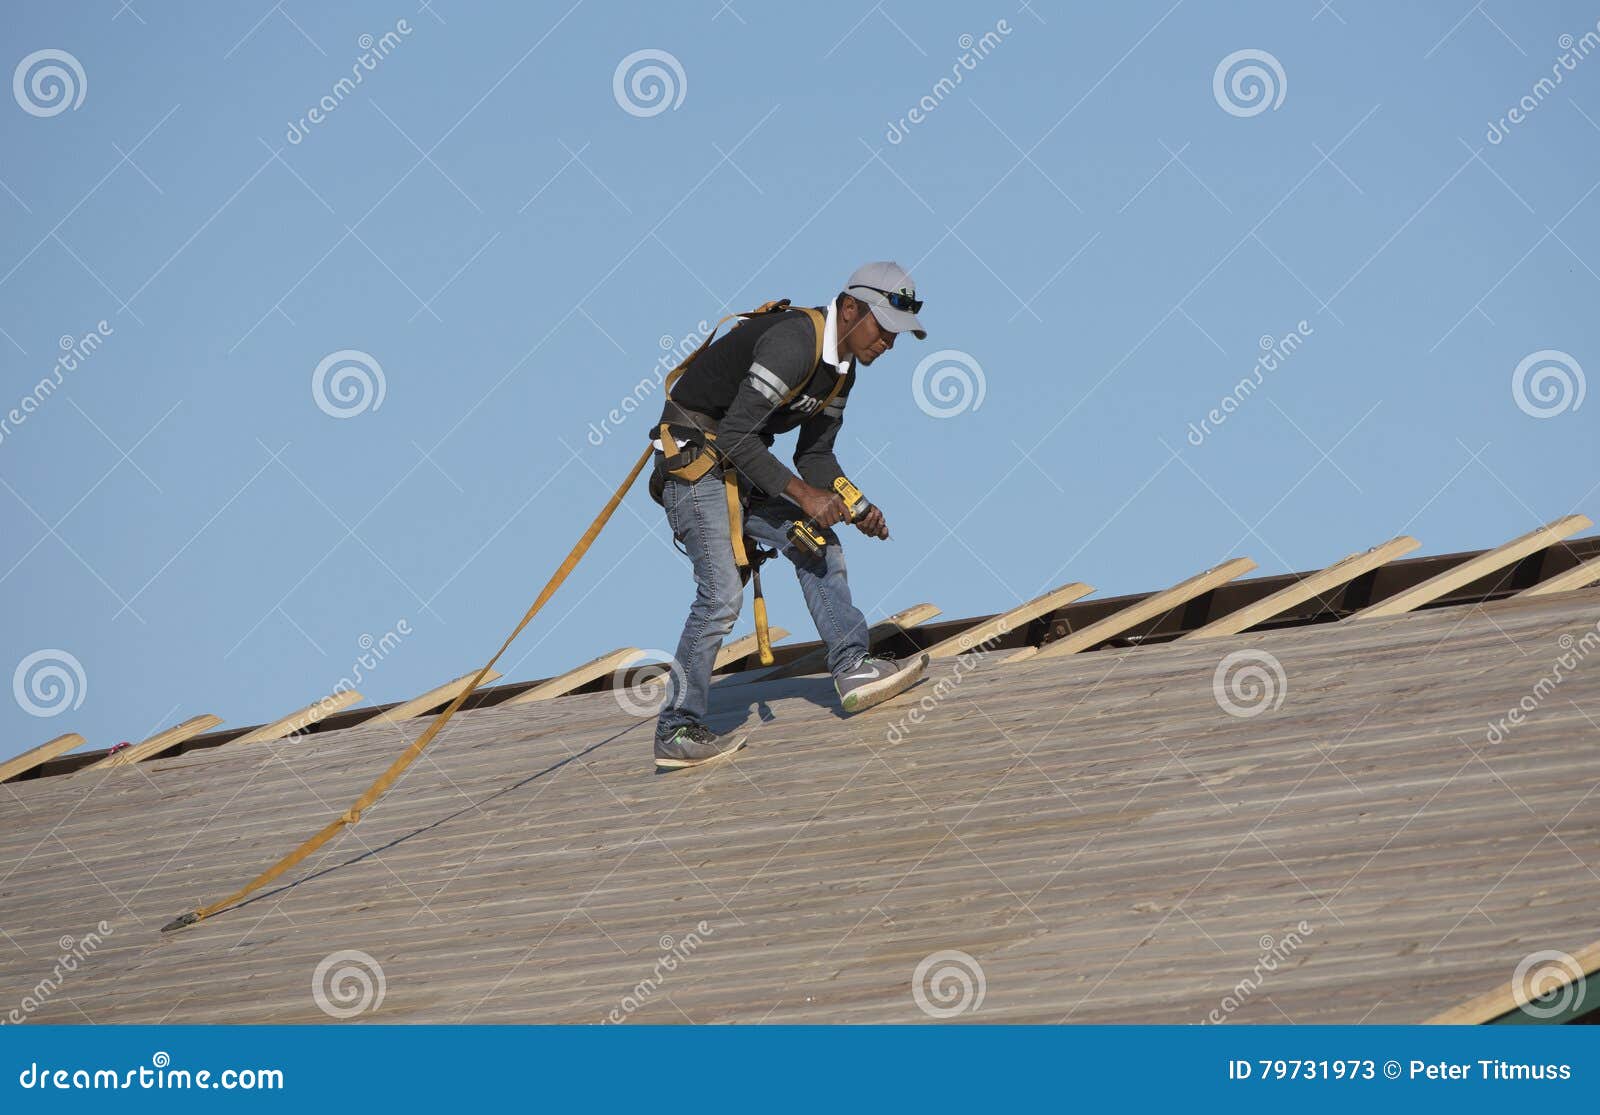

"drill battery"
[787,477,870,557]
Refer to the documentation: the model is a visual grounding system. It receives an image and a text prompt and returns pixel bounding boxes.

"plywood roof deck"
[1,588,1597,1024]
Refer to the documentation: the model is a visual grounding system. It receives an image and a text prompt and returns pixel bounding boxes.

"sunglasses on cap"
[849,284,924,314]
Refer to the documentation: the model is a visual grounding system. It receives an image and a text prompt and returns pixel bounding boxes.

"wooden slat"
[1352,515,1592,620]
[1009,558,1258,663]
[228,689,364,746]
[0,732,86,783]
[922,583,1094,659]
[714,627,789,669]
[1181,536,1421,641]
[504,648,642,705]
[1518,553,1600,598]
[86,715,224,771]
[351,669,503,727]
[765,603,941,679]
[1425,939,1600,1024]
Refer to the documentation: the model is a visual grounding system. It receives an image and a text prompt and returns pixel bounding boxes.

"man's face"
[840,296,898,366]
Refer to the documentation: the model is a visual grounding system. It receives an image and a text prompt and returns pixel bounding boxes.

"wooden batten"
[715,627,790,669]
[921,582,1094,659]
[1010,558,1257,663]
[1425,939,1600,1024]
[353,669,503,727]
[765,603,941,679]
[1518,553,1600,598]
[87,715,225,771]
[0,733,86,783]
[1181,536,1420,641]
[505,648,642,705]
[229,689,364,746]
[1353,515,1591,620]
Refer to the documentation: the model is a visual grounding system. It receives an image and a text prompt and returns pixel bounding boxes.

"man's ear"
[839,294,863,328]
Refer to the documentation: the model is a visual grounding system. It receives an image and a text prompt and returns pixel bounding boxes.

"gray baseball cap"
[845,260,926,339]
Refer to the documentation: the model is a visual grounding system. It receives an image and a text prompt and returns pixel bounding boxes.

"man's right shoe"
[836,653,930,714]
[654,724,746,773]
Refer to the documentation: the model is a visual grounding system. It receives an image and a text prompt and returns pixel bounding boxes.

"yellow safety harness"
[162,299,838,932]
[655,302,841,569]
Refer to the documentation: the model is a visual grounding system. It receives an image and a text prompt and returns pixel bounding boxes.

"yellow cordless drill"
[787,477,872,557]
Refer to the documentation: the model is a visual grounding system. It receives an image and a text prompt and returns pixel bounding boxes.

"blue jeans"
[655,460,870,740]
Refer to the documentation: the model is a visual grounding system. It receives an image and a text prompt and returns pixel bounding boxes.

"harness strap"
[660,305,834,569]
[725,472,749,567]
[165,442,657,932]
[163,299,811,932]
[715,305,827,569]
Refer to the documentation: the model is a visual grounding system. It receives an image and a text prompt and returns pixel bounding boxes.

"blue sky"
[2,1,1596,760]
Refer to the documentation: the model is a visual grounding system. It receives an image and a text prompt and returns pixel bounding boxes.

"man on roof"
[649,261,931,773]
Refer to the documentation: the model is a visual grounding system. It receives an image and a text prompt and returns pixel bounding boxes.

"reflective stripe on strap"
[746,362,786,404]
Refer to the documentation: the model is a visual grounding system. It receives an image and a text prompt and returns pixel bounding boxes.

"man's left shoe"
[836,653,930,714]
[654,724,747,773]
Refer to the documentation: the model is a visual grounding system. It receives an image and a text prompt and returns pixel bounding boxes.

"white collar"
[822,299,852,373]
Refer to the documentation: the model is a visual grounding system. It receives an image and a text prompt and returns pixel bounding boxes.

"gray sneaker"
[654,724,746,773]
[835,653,929,714]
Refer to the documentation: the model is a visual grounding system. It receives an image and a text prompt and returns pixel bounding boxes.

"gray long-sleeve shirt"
[660,305,854,498]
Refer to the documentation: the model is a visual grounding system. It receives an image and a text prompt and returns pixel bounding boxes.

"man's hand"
[853,505,889,540]
[786,478,847,528]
